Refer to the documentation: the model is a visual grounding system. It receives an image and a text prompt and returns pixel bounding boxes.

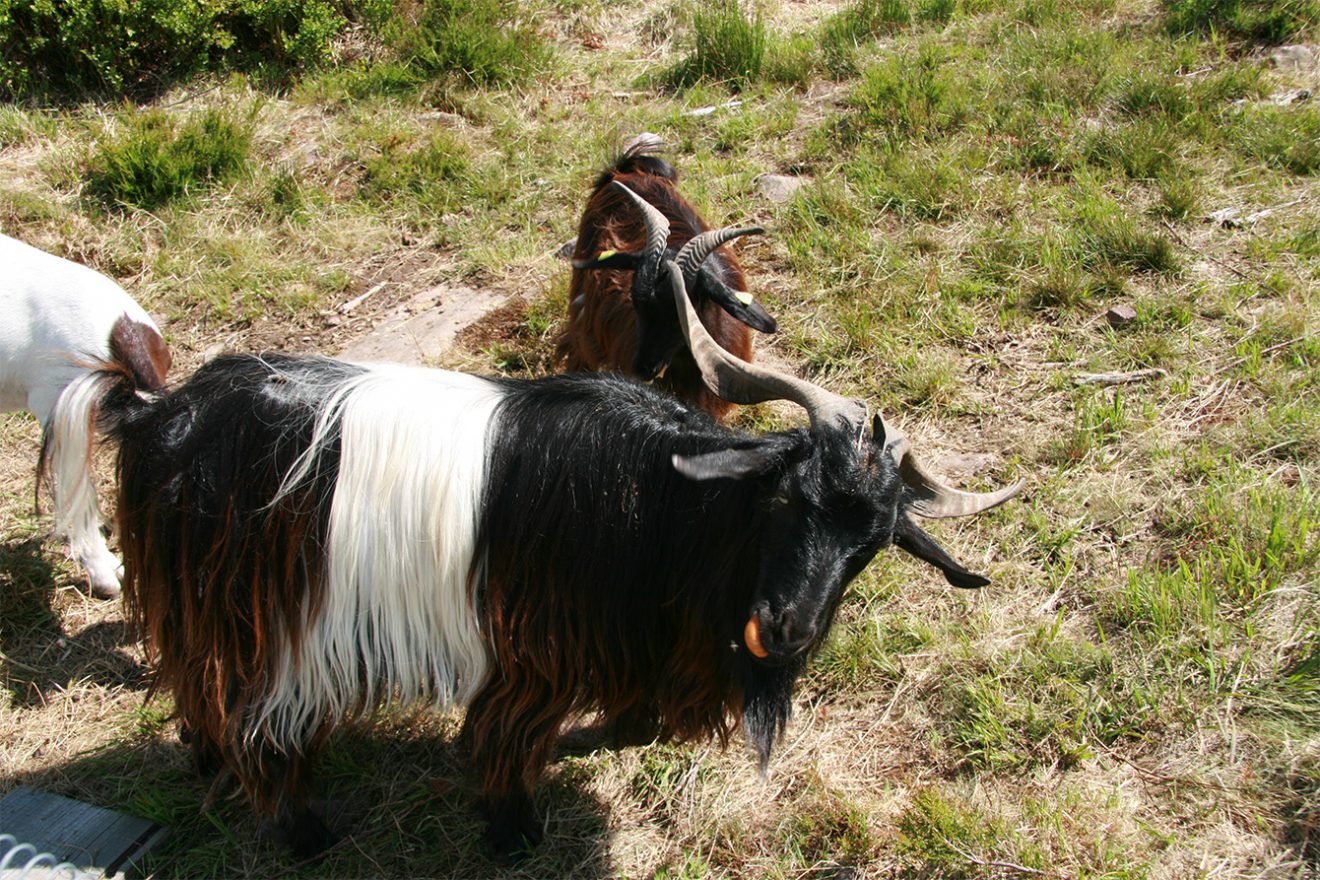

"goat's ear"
[572,249,642,271]
[892,514,991,589]
[672,447,782,481]
[700,266,778,333]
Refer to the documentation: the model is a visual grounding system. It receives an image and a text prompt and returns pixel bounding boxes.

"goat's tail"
[34,319,168,597]
[37,318,170,529]
[592,132,676,192]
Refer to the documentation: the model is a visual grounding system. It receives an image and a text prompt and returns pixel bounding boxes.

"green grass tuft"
[667,0,768,89]
[1163,0,1319,43]
[85,107,254,211]
[839,45,968,147]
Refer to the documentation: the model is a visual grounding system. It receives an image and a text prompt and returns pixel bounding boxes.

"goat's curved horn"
[674,226,763,283]
[664,260,864,430]
[878,416,1025,518]
[610,181,669,281]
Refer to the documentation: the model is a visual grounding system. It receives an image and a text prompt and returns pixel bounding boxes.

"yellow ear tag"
[734,291,754,305]
[598,249,617,260]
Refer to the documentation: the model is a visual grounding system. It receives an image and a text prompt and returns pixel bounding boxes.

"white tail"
[44,371,122,597]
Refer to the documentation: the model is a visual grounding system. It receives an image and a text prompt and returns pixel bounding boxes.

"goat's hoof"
[485,816,543,863]
[261,807,336,861]
[83,557,123,599]
[87,577,121,600]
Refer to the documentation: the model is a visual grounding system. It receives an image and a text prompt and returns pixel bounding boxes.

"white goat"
[0,232,170,597]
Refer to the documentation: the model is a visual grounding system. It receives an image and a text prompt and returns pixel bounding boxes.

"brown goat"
[557,136,776,421]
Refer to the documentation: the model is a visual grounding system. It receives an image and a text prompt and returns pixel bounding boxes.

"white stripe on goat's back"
[262,364,501,747]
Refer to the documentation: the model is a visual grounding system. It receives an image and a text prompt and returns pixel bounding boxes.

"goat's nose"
[766,609,814,656]
[745,608,814,663]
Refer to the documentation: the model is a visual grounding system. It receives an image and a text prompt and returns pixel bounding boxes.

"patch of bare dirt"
[455,296,532,352]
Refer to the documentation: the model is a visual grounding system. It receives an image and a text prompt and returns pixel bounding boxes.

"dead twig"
[936,833,1058,877]
[1208,336,1306,378]
[1074,368,1167,386]
[339,281,387,314]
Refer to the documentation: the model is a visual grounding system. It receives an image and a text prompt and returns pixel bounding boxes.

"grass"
[665,0,768,89]
[1,0,1319,876]
[85,107,255,211]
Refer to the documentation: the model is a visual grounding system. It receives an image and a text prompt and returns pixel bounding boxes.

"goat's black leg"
[264,801,335,861]
[462,680,568,862]
[243,745,337,860]
[179,720,225,777]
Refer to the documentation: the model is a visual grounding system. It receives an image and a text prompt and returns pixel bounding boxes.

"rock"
[681,100,742,118]
[755,173,807,203]
[1106,304,1137,328]
[1208,207,1243,227]
[1272,88,1313,105]
[556,238,577,260]
[1270,44,1317,70]
[1208,206,1276,228]
[338,285,507,366]
[421,110,466,127]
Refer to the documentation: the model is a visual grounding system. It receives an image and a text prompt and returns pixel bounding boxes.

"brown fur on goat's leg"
[179,720,224,778]
[462,673,573,860]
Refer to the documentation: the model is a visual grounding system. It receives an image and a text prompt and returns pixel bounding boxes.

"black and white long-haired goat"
[97,186,1021,858]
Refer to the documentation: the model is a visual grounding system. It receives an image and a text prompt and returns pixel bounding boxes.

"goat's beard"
[741,657,804,772]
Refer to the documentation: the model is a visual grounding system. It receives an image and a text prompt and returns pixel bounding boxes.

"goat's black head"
[574,181,777,380]
[663,256,1023,668]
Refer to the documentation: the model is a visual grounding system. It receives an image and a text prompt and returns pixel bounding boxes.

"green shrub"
[86,107,254,210]
[666,0,767,89]
[1163,0,1318,42]
[386,0,551,86]
[823,0,913,47]
[0,0,387,100]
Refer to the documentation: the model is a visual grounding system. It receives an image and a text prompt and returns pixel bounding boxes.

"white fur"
[259,364,503,750]
[0,232,163,598]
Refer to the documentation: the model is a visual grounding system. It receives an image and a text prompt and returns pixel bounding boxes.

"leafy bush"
[1163,0,1318,42]
[0,0,388,100]
[385,0,551,86]
[86,107,254,210]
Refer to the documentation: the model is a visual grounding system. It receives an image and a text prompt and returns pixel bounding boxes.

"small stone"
[1273,88,1313,105]
[1106,304,1138,328]
[325,316,343,328]
[1208,207,1243,227]
[1271,44,1317,71]
[755,173,807,203]
[421,110,466,127]
[556,238,577,260]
